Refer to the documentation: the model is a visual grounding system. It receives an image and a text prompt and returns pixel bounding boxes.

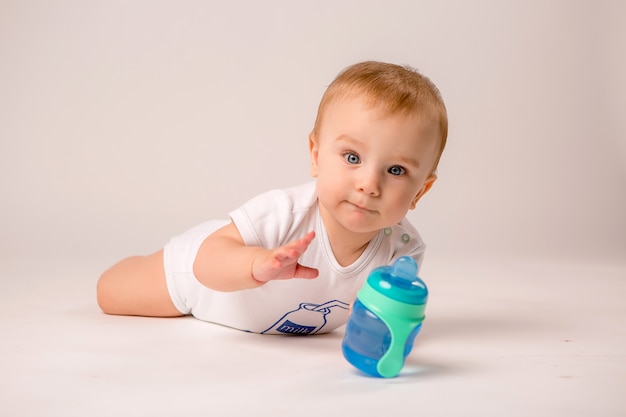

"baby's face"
[310,94,440,241]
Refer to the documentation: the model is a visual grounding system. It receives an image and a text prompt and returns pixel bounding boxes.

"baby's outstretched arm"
[97,223,318,317]
[193,223,318,292]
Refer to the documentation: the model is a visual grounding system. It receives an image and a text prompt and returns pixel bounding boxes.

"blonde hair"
[311,61,448,170]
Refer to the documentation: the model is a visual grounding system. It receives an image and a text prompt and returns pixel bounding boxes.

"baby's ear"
[309,133,319,177]
[410,173,437,209]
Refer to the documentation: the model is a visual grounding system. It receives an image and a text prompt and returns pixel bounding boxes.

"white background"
[2,0,624,267]
[1,1,624,416]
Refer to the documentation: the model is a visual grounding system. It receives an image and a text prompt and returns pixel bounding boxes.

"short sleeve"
[228,182,317,249]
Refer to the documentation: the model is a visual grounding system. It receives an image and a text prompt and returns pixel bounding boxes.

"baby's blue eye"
[344,153,360,164]
[388,165,406,176]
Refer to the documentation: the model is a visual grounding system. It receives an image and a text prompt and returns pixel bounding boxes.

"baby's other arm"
[193,222,318,292]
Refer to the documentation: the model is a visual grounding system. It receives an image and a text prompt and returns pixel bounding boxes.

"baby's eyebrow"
[335,134,363,147]
[396,155,420,169]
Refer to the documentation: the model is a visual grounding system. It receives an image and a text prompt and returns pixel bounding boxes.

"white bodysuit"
[163,181,425,334]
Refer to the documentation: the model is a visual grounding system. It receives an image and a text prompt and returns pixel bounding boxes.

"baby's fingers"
[275,231,315,260]
[290,231,316,255]
[294,263,319,279]
[254,231,317,282]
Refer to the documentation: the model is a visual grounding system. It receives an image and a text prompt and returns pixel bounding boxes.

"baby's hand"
[251,231,318,283]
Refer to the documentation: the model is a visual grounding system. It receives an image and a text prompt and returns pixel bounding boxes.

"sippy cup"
[341,256,428,378]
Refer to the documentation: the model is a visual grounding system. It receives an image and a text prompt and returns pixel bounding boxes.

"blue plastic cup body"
[342,299,422,377]
[341,256,427,377]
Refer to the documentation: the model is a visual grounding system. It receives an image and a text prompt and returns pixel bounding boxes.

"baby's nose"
[356,170,381,196]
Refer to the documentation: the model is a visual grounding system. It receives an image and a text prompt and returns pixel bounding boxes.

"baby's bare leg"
[97,250,182,317]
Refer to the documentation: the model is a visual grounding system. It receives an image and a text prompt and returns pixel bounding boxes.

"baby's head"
[309,62,448,240]
[311,61,447,173]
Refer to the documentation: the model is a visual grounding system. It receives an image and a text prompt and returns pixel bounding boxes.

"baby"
[97,61,448,335]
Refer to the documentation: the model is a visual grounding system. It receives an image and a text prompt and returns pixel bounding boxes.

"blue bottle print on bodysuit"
[262,300,349,335]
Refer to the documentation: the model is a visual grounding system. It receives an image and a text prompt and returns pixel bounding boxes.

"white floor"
[1,257,624,417]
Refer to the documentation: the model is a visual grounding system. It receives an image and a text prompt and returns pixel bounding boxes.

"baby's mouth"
[348,201,375,212]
